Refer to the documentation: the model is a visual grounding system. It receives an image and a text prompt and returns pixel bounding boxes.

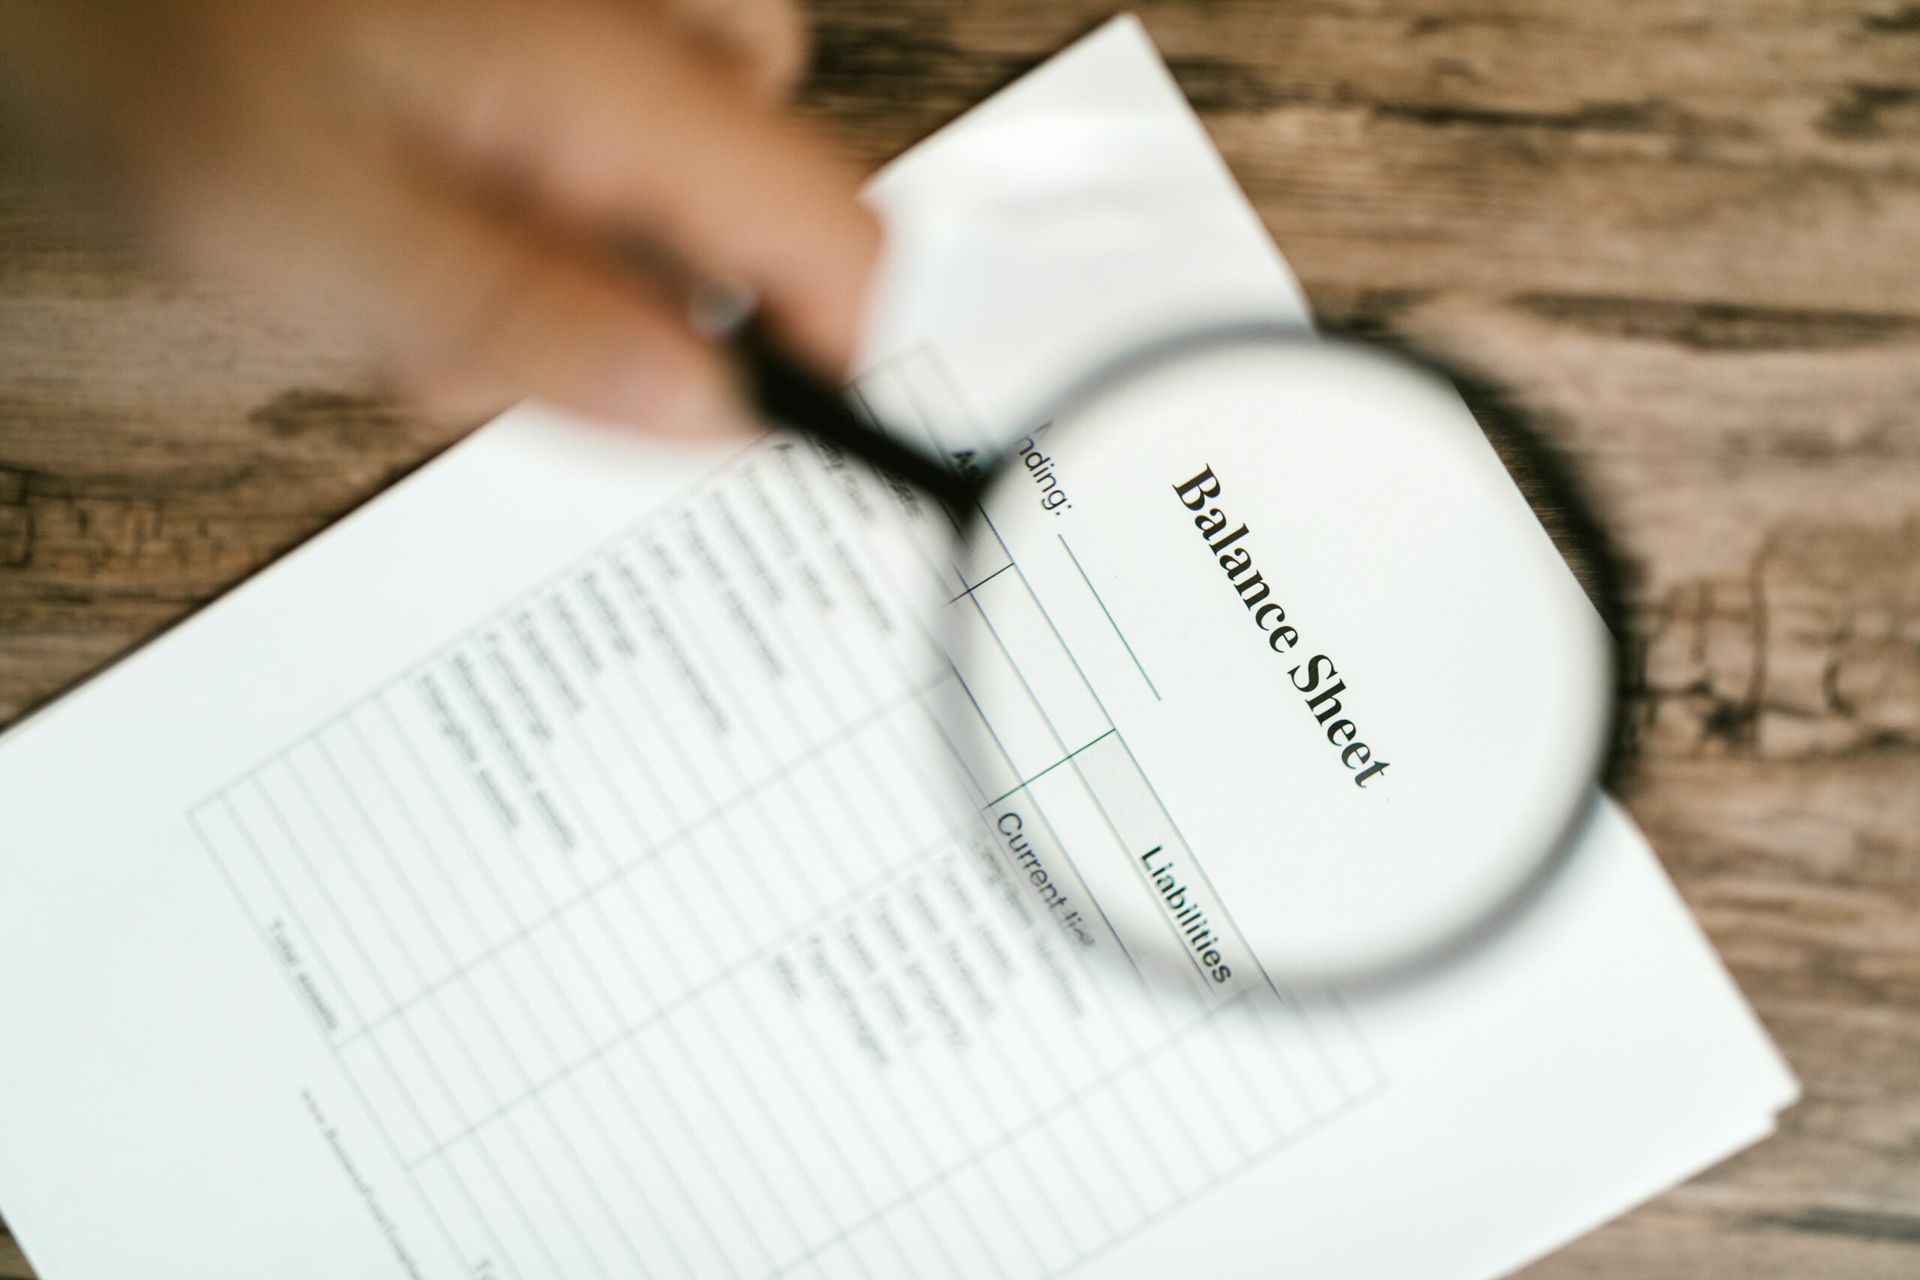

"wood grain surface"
[2,1,1916,1275]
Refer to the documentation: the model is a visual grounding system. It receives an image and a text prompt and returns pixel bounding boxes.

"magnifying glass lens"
[936,336,1615,989]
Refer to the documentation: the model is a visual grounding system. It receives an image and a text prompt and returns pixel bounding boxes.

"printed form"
[0,17,1795,1280]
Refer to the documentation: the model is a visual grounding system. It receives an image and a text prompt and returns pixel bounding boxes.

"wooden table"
[2,1,1915,1275]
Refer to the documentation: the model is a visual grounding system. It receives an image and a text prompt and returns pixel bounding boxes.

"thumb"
[315,152,748,434]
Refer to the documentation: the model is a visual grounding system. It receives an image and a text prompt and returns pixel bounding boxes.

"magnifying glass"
[739,319,1622,993]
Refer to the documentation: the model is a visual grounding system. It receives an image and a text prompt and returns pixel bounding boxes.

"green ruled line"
[986,728,1117,808]
[1057,535,1161,701]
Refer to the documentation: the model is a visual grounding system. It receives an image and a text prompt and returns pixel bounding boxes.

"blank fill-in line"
[1058,535,1161,701]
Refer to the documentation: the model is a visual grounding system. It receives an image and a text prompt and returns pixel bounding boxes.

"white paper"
[0,16,1794,1280]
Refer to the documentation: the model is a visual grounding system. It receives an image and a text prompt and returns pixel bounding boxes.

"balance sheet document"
[0,17,1794,1280]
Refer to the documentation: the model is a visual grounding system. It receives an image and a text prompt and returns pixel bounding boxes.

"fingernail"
[578,353,758,440]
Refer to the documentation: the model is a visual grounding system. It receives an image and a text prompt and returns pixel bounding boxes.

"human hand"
[0,0,879,433]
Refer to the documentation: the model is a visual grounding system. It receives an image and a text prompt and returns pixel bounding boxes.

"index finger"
[357,0,881,376]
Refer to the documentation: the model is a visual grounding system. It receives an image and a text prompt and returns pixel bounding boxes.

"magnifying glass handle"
[735,322,987,512]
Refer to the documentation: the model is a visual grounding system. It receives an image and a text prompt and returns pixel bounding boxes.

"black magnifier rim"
[749,317,1631,994]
